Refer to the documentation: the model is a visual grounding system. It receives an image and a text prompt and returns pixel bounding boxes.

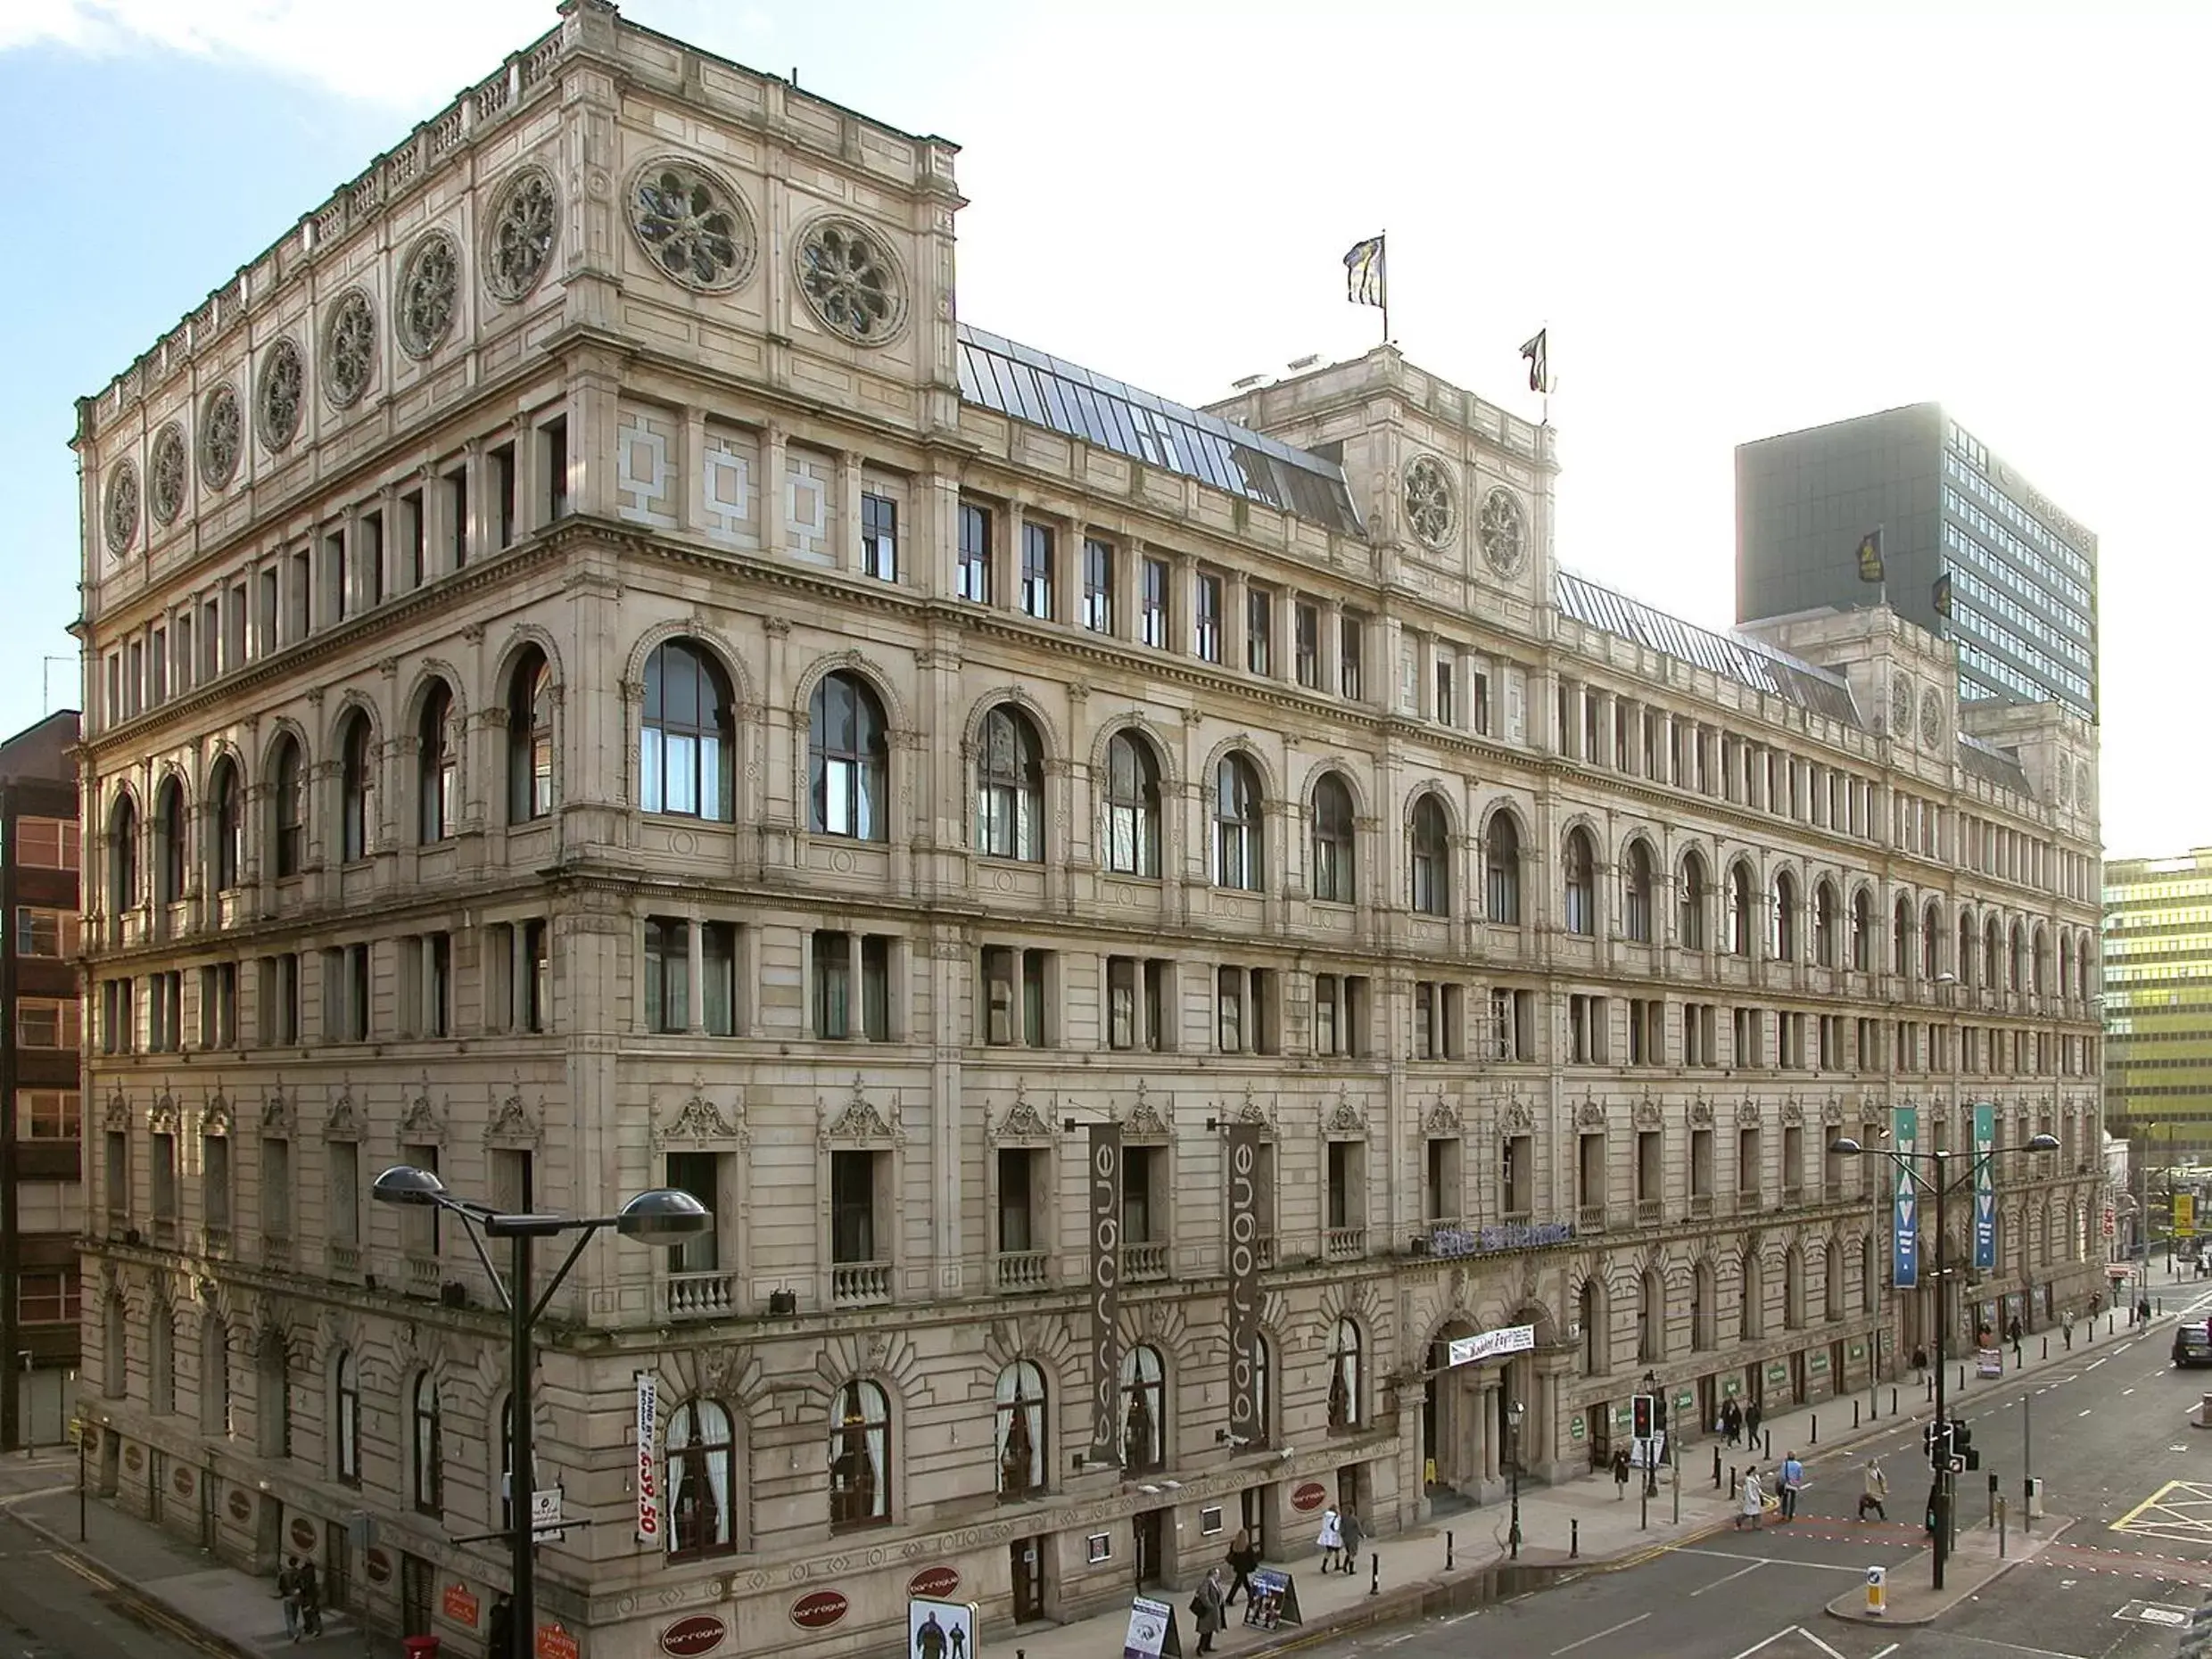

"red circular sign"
[173,1467,194,1498]
[1291,1481,1327,1513]
[125,1445,144,1473]
[227,1490,252,1523]
[789,1590,849,1630]
[659,1614,729,1657]
[291,1518,318,1551]
[366,1548,392,1584]
[908,1565,961,1599]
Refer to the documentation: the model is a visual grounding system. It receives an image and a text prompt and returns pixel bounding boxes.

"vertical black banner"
[1088,1125,1124,1461]
[1225,1126,1263,1447]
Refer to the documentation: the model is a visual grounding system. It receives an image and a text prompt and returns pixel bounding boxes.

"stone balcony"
[833,1259,893,1307]
[260,1234,293,1272]
[994,1250,1052,1292]
[1324,1226,1366,1261]
[1636,1198,1663,1227]
[664,1270,739,1320]
[1736,1190,1765,1216]
[1575,1204,1606,1234]
[403,1254,442,1296]
[1126,1242,1170,1282]
[326,1242,362,1281]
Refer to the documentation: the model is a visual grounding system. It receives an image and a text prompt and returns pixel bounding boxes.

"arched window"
[2033,928,2051,995]
[666,1399,738,1558]
[150,1311,174,1414]
[1327,1319,1363,1430]
[1212,754,1263,890]
[1579,1280,1601,1375]
[2076,933,2094,1001]
[1309,773,1356,904]
[1623,841,1654,943]
[210,759,243,892]
[1678,851,1706,948]
[1894,896,1914,978]
[1562,828,1595,936]
[1103,731,1162,879]
[2059,932,2075,999]
[1852,889,1873,971]
[1727,862,1754,955]
[1484,813,1523,924]
[334,1349,361,1485]
[1119,1345,1165,1472]
[810,673,888,841]
[1923,901,1943,980]
[109,795,139,913]
[1770,870,1796,961]
[257,1335,291,1459]
[1825,1242,1845,1322]
[995,1360,1047,1498]
[201,1314,231,1437]
[339,713,376,863]
[1784,1247,1804,1330]
[975,706,1044,862]
[270,738,304,878]
[508,648,555,823]
[1409,796,1450,917]
[1985,916,2005,990]
[411,1372,443,1516]
[1638,1270,1663,1362]
[830,1379,892,1528]
[103,1297,128,1399]
[640,640,734,821]
[2010,922,2027,992]
[156,779,187,904]
[417,681,458,844]
[1691,1261,1714,1351]
[1739,1257,1762,1341]
[1814,881,1837,967]
[1958,912,1977,988]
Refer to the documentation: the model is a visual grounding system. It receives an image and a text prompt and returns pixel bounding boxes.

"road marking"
[1550,1613,1650,1655]
[1378,1634,1417,1647]
[1869,1647,1899,1659]
[2088,1358,2109,1369]
[1942,1638,2092,1658]
[2125,1387,2138,1396]
[51,1552,109,1589]
[1692,1560,1764,1597]
[1726,1632,1798,1659]
[1798,1633,1847,1659]
[1441,1611,1482,1626]
[1675,1547,1866,1574]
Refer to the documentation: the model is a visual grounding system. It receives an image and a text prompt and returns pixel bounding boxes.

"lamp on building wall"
[372,1167,708,1659]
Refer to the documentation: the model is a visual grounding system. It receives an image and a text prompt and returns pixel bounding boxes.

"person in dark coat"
[1612,1445,1631,1498]
[488,1594,514,1659]
[1192,1567,1227,1655]
[1223,1530,1259,1606]
[295,1559,322,1638]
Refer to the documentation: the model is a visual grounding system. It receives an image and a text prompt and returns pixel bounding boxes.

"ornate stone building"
[70,5,2105,1656]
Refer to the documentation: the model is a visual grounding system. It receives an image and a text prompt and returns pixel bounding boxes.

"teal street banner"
[1973,1102,1997,1272]
[1892,1105,1919,1290]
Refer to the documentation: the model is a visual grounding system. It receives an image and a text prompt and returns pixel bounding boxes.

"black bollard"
[1369,1555,1380,1597]
[1713,1446,1722,1489]
[1812,1413,1819,1446]
[1853,1400,1861,1429]
[1891,1387,1898,1416]
[1926,1374,1935,1400]
[1640,1482,1648,1531]
[1446,1530,1454,1572]
[1763,1430,1771,1458]
[1571,1518,1579,1558]
[2042,1335,2049,1360]
[1958,1363,1967,1391]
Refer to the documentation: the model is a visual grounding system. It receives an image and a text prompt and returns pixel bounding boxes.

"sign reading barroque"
[1089,1124,1123,1462]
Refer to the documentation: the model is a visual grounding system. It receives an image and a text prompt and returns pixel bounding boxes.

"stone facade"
[69,6,2106,1659]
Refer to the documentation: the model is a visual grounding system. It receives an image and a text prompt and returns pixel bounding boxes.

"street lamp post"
[1506,1399,1525,1559]
[1830,1129,2059,1592]
[373,1168,711,1659]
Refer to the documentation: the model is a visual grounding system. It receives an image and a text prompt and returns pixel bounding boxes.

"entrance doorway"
[253,1492,283,1572]
[1010,1539,1044,1623]
[400,1554,434,1638]
[1240,1486,1270,1557]
[1134,1510,1167,1588]
[325,1522,352,1614]
[148,1450,166,1526]
[1423,1331,1480,1506]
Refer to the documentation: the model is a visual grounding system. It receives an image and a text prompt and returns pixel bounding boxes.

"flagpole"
[1878,522,1887,613]
[1540,318,1550,426]
[1380,227,1390,346]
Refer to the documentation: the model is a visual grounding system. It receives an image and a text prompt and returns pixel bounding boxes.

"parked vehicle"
[2173,1324,2212,1368]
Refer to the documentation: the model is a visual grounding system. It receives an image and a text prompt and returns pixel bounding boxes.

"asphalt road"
[0,1506,218,1659]
[1320,1284,2212,1658]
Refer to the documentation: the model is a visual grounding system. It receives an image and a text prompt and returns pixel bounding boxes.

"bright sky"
[2,0,2202,858]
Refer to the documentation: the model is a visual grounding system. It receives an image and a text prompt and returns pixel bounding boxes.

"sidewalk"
[0,1306,2175,1659]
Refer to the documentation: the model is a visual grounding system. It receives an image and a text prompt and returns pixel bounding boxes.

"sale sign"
[636,1371,661,1544]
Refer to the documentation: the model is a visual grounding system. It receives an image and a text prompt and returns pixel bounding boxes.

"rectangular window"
[664,1151,722,1275]
[359,510,385,607]
[1325,1140,1366,1231]
[982,945,1049,1046]
[260,953,300,1045]
[1434,648,1457,726]
[996,1146,1041,1255]
[15,818,78,871]
[424,933,450,1038]
[860,934,891,1042]
[1733,1006,1762,1069]
[1339,613,1364,698]
[1315,973,1341,1057]
[1637,1131,1663,1210]
[200,962,238,1049]
[14,905,78,958]
[490,1146,535,1217]
[15,1089,78,1140]
[1020,523,1053,619]
[401,490,426,590]
[861,491,899,582]
[541,416,569,523]
[150,1131,178,1225]
[328,1142,360,1246]
[444,464,469,570]
[957,502,993,604]
[830,1150,879,1263]
[1246,586,1273,674]
[644,917,689,1035]
[1425,1137,1463,1223]
[1293,602,1320,688]
[815,930,853,1040]
[16,1272,78,1327]
[1628,998,1661,1065]
[491,441,517,549]
[1501,1135,1532,1217]
[227,582,248,664]
[1489,987,1535,1061]
[17,995,80,1051]
[144,970,178,1052]
[1143,959,1170,1053]
[1107,956,1137,1050]
[1194,573,1223,663]
[289,549,312,639]
[1217,966,1245,1054]
[1124,1145,1163,1243]
[1082,537,1114,632]
[1411,980,1439,1060]
[326,530,350,623]
[1140,556,1170,648]
[203,1135,232,1231]
[1569,994,1606,1064]
[104,1131,128,1228]
[99,980,131,1054]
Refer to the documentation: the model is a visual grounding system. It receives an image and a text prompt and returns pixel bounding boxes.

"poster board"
[1124,1595,1182,1659]
[1976,1346,2002,1380]
[1242,1569,1303,1630]
[910,1598,978,1659]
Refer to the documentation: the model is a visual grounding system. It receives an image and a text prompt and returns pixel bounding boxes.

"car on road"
[2175,1323,2212,1367]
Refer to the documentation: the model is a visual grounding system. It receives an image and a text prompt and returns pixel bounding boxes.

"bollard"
[2042,1335,2049,1360]
[1891,1387,1898,1416]
[1812,1413,1819,1446]
[1729,1464,1739,1498]
[1864,1565,1886,1618]
[1571,1518,1579,1558]
[1988,1471,1999,1528]
[1999,1496,2008,1557]
[1926,1374,1935,1401]
[1640,1482,1648,1531]
[1959,1363,1967,1391]
[1446,1530,1454,1572]
[1854,1400,1861,1429]
[1763,1430,1771,1459]
[1713,1446,1722,1490]
[1369,1554,1380,1597]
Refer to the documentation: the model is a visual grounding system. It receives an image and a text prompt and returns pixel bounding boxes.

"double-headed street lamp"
[1828,1127,2059,1591]
[373,1168,711,1659]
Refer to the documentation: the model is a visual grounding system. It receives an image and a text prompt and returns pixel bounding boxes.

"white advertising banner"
[1447,1324,1536,1368]
[635,1371,661,1545]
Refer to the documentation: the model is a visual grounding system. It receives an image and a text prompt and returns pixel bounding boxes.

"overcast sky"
[3,0,2201,858]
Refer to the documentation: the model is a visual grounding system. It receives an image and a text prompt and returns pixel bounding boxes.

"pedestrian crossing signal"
[1632,1394,1655,1439]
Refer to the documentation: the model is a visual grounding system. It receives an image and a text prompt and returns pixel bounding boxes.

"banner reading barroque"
[1088,1125,1124,1462]
[1225,1126,1263,1447]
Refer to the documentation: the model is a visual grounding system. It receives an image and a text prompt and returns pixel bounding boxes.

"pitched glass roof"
[1553,569,1864,727]
[956,324,1365,537]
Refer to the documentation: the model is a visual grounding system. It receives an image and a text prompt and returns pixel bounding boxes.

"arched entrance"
[1424,1318,1482,1512]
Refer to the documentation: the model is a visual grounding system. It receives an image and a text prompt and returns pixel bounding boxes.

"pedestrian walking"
[1858,1458,1888,1522]
[2007,1316,2024,1361]
[1340,1505,1366,1571]
[1191,1568,1226,1656]
[2140,1296,2153,1326]
[296,1559,322,1639]
[1745,1399,1764,1449]
[2063,1308,2076,1350]
[1911,1344,1928,1378]
[1316,1505,1344,1572]
[1779,1452,1805,1522]
[1223,1530,1259,1607]
[1721,1398,1741,1448]
[1736,1470,1763,1531]
[276,1558,301,1642]
[489,1594,514,1659]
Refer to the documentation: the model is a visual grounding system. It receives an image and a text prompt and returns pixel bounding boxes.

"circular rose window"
[1478,487,1527,575]
[484,166,558,302]
[148,424,187,526]
[628,159,756,293]
[795,216,906,345]
[200,383,242,487]
[1404,456,1455,549]
[257,339,305,450]
[397,231,460,358]
[323,290,376,409]
[104,460,140,557]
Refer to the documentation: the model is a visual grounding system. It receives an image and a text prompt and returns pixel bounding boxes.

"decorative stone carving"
[484,1079,542,1149]
[104,1089,130,1132]
[1780,1094,1805,1127]
[103,460,139,555]
[821,1076,901,1146]
[654,1078,747,1148]
[794,215,906,344]
[1403,456,1455,549]
[148,423,187,525]
[1735,1094,1763,1127]
[1919,686,1945,748]
[322,290,376,409]
[1233,1082,1276,1130]
[1325,1085,1367,1136]
[1574,1093,1606,1130]
[397,230,460,358]
[1689,1091,1715,1128]
[398,1078,446,1144]
[256,337,305,450]
[325,1086,360,1139]
[1822,1097,1844,1126]
[1422,1094,1464,1136]
[1123,1079,1173,1139]
[988,1081,1053,1145]
[1479,486,1526,576]
[1889,674,1913,736]
[484,165,558,301]
[198,383,241,488]
[1500,1090,1535,1135]
[260,1085,293,1138]
[202,1088,233,1136]
[1632,1093,1663,1131]
[629,158,757,293]
[148,1092,179,1134]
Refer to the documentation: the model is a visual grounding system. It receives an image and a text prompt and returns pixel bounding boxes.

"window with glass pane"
[995,1361,1046,1498]
[17,817,78,871]
[809,673,887,840]
[1624,842,1654,942]
[862,936,891,1040]
[14,906,76,958]
[412,1374,442,1515]
[1194,574,1223,663]
[1212,755,1262,890]
[1247,588,1272,674]
[640,640,734,821]
[664,1152,721,1275]
[644,917,689,1034]
[975,706,1043,861]
[814,931,852,1039]
[1309,775,1355,904]
[1140,557,1169,648]
[272,739,304,876]
[1339,614,1364,698]
[340,717,376,862]
[1484,814,1522,923]
[1729,863,1756,955]
[1409,796,1449,916]
[830,1151,876,1262]
[702,921,735,1036]
[155,781,186,903]
[1119,1346,1165,1472]
[1217,967,1243,1052]
[1103,732,1161,878]
[1680,854,1707,947]
[1561,829,1594,935]
[830,1380,891,1528]
[211,761,243,890]
[334,1349,361,1484]
[667,1399,738,1556]
[1294,603,1319,687]
[1083,538,1114,632]
[861,492,899,582]
[417,682,458,844]
[109,796,137,910]
[15,1090,78,1140]
[957,502,992,604]
[1434,650,1457,725]
[1020,523,1053,619]
[1108,957,1137,1049]
[508,649,555,822]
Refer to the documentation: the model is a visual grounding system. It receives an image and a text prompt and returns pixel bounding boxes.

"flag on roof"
[1343,235,1385,309]
[1520,329,1551,395]
[1857,528,1886,583]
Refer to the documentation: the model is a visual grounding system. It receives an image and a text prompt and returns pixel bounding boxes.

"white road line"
[1727,1631,1798,1659]
[2125,1387,2138,1396]
[1549,1613,1650,1655]
[1869,1647,1900,1659]
[2088,1358,2109,1369]
[1941,1635,2092,1659]
[1692,1560,1765,1597]
[2079,1408,2094,1417]
[1440,1610,1482,1626]
[1798,1632,1847,1659]
[1674,1547,1867,1574]
[1378,1635,1417,1648]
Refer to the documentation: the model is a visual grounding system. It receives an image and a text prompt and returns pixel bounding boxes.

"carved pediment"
[1422,1094,1464,1136]
[326,1086,361,1140]
[1688,1091,1714,1128]
[1632,1093,1663,1132]
[484,1078,543,1149]
[398,1077,448,1145]
[1574,1094,1606,1131]
[987,1080,1053,1146]
[1325,1085,1367,1137]
[148,1092,180,1135]
[1500,1089,1535,1135]
[202,1088,234,1136]
[105,1088,130,1132]
[1822,1097,1844,1126]
[1734,1094,1763,1128]
[821,1076,902,1146]
[1780,1094,1804,1127]
[1123,1079,1172,1140]
[654,1077,748,1148]
[260,1085,294,1138]
[1234,1082,1277,1131]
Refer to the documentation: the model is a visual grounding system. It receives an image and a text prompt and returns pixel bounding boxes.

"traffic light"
[1952,1419,1978,1472]
[1922,1420,1953,1469]
[1632,1394,1655,1439]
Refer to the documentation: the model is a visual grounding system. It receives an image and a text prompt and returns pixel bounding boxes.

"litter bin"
[2026,1477,2045,1520]
[1864,1565,1886,1617]
[403,1638,442,1659]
